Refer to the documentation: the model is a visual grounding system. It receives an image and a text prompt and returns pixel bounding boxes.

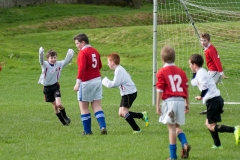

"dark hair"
[201,33,210,41]
[46,50,57,58]
[73,33,89,44]
[189,54,204,67]
[161,46,175,63]
[108,52,120,65]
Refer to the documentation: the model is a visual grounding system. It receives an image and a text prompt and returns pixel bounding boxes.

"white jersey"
[102,65,137,96]
[191,67,220,104]
[38,51,73,86]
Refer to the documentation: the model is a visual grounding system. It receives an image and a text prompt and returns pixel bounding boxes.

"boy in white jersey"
[102,52,149,134]
[156,46,190,160]
[189,53,240,148]
[38,47,74,125]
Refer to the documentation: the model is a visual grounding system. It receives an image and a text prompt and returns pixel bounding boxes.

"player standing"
[156,46,190,160]
[199,33,228,114]
[73,33,107,135]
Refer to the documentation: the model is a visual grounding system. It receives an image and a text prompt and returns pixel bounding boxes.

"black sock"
[124,112,140,131]
[60,108,67,118]
[214,125,235,133]
[56,112,67,125]
[129,111,143,119]
[209,129,221,146]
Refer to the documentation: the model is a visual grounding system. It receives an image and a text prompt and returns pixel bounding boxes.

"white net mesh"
[157,0,240,103]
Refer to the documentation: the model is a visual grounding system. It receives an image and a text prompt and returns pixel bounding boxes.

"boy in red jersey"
[199,33,228,114]
[73,33,107,135]
[156,46,190,160]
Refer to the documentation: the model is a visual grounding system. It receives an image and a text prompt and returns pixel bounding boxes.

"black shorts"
[119,92,137,108]
[206,96,224,124]
[43,83,61,102]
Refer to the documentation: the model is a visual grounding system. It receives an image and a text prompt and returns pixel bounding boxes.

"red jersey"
[204,44,223,72]
[77,46,102,82]
[156,64,188,100]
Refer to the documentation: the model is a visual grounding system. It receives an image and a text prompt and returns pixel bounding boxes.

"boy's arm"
[39,47,44,66]
[102,69,122,88]
[190,73,197,86]
[156,91,162,115]
[62,49,74,68]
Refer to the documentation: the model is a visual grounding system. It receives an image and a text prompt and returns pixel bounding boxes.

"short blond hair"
[160,46,175,63]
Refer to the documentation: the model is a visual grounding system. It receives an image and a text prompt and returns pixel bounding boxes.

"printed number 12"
[168,75,183,92]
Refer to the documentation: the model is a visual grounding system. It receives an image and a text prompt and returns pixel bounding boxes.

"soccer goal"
[152,0,240,105]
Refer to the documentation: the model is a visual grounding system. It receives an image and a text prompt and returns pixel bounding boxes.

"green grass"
[1,2,240,160]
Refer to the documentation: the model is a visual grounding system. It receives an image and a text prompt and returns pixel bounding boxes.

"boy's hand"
[195,96,202,100]
[222,74,228,79]
[102,77,109,87]
[39,47,44,54]
[67,49,74,56]
[185,104,189,114]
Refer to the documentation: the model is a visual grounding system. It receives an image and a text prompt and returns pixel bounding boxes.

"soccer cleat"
[181,143,191,159]
[234,126,240,145]
[133,130,142,134]
[166,158,177,160]
[64,116,71,125]
[142,111,149,127]
[199,110,207,114]
[101,128,107,135]
[82,131,93,136]
[211,145,223,149]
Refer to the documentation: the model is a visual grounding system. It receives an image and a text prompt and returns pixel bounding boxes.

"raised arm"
[39,47,44,66]
[62,49,74,68]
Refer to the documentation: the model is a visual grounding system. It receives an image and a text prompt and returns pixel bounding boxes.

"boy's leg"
[168,124,177,159]
[92,100,107,135]
[209,129,221,148]
[79,101,92,135]
[124,112,141,132]
[129,111,149,127]
[60,108,71,124]
[56,112,68,125]
[176,126,190,159]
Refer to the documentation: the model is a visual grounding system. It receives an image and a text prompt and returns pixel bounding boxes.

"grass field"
[0,2,240,160]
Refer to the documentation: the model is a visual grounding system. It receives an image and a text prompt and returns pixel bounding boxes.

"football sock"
[169,144,177,159]
[209,129,221,146]
[56,112,67,125]
[60,108,68,118]
[178,132,188,147]
[81,113,92,133]
[129,111,143,119]
[214,125,235,133]
[124,112,140,131]
[95,110,106,129]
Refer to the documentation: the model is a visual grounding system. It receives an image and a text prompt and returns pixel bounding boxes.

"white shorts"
[208,71,221,84]
[77,77,102,102]
[159,97,185,125]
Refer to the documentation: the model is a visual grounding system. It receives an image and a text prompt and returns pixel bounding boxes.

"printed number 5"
[168,75,183,92]
[92,54,97,68]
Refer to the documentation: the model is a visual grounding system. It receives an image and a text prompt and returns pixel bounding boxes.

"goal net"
[154,0,240,104]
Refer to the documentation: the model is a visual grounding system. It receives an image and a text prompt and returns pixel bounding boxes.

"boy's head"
[200,33,210,48]
[107,52,120,70]
[160,46,175,63]
[73,33,89,50]
[189,54,204,72]
[46,50,57,64]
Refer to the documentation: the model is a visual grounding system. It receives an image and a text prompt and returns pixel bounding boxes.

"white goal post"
[152,0,240,105]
